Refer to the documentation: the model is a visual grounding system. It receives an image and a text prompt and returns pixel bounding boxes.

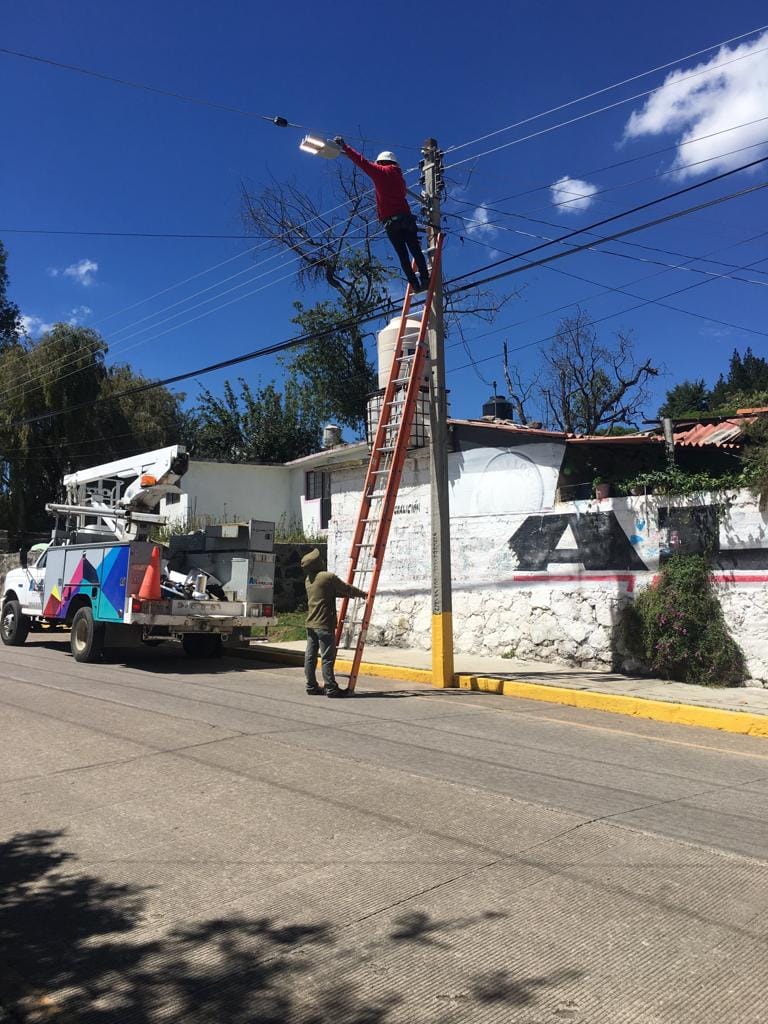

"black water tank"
[482,394,514,419]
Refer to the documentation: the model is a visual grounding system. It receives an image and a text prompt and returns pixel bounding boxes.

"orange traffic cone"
[138,546,162,601]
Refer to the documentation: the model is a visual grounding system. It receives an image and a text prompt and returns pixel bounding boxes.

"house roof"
[449,417,567,440]
[671,418,751,449]
[286,409,766,468]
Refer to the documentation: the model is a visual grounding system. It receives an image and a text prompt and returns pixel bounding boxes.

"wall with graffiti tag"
[328,442,768,682]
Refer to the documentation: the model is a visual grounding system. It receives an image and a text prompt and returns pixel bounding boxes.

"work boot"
[416,275,430,292]
[326,685,350,698]
[306,685,325,695]
[407,275,421,292]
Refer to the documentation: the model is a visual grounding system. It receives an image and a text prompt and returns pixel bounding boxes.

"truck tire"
[71,607,105,663]
[182,633,223,659]
[1,599,30,646]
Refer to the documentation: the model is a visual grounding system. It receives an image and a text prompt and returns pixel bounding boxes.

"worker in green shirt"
[301,548,367,697]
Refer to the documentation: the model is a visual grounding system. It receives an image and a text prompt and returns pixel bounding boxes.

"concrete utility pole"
[421,138,454,688]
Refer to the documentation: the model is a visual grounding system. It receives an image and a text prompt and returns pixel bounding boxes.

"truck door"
[21,548,48,615]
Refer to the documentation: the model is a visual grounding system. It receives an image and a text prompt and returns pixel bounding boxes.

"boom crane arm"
[46,445,189,542]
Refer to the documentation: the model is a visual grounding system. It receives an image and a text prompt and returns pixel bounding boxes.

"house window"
[165,492,181,505]
[305,470,332,529]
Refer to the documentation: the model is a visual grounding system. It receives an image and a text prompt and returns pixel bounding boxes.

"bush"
[622,554,745,686]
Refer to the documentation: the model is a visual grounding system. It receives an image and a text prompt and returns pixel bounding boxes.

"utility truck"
[0,445,275,662]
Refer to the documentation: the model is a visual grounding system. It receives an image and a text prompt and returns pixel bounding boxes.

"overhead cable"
[444,23,768,156]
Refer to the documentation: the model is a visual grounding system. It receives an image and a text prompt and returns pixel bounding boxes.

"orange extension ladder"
[335,233,444,691]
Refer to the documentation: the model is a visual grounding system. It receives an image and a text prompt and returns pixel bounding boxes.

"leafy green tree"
[0,324,189,538]
[194,378,322,463]
[658,379,709,418]
[710,347,768,411]
[0,241,22,353]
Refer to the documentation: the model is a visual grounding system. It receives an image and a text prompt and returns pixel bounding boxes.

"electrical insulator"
[273,116,289,128]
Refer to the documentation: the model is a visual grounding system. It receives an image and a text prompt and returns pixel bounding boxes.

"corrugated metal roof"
[672,417,753,448]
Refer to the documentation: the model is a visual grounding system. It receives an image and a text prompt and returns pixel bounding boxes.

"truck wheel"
[1,600,30,646]
[70,607,105,663]
[182,633,223,659]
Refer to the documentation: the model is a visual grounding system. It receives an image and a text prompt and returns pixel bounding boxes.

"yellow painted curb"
[228,645,433,685]
[336,659,433,685]
[498,678,768,738]
[231,646,768,738]
[457,674,504,695]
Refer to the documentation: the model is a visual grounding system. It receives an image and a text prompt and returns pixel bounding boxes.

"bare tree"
[535,309,659,434]
[240,163,513,428]
[502,340,541,425]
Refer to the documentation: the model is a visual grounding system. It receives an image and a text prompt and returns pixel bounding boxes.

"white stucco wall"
[162,461,295,528]
[327,446,768,684]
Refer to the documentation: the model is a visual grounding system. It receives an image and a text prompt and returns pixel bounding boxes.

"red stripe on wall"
[508,571,768,589]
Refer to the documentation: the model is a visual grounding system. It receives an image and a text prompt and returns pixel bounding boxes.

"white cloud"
[465,204,499,240]
[550,176,599,212]
[20,314,54,338]
[48,258,99,286]
[68,305,92,324]
[623,30,768,179]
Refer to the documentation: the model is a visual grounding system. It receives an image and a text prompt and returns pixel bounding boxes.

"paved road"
[2,635,768,1023]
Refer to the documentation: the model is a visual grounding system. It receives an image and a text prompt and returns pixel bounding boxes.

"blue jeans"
[305,629,338,689]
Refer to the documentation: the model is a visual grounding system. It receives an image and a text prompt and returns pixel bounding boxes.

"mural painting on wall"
[508,506,768,573]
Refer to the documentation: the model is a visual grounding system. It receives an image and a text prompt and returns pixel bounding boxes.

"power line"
[444,24,768,156]
[443,40,768,172]
[446,252,768,382]
[446,156,768,292]
[10,163,767,430]
[0,46,423,150]
[9,114,768,240]
[0,228,256,239]
[450,208,768,289]
[10,154,768,409]
[457,225,768,337]
[0,46,298,126]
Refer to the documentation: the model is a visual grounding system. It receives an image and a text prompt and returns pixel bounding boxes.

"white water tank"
[322,424,341,448]
[377,316,429,389]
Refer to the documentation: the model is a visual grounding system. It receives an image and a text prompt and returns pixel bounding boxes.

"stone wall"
[273,542,327,612]
[327,446,768,683]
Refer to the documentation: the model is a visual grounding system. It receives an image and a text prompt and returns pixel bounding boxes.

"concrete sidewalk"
[236,640,768,737]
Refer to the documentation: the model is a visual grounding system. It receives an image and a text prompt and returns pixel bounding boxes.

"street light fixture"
[299,134,341,159]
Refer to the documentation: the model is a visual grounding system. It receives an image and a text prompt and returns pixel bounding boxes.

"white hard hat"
[376,151,398,164]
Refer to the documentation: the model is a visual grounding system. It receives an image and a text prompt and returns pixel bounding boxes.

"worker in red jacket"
[334,138,430,292]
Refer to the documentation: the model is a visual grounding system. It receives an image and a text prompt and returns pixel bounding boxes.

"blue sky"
[3,0,768,437]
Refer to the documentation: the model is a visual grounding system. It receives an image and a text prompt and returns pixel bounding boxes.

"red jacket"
[342,144,411,222]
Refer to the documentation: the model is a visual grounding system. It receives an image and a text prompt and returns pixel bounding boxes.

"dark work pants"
[385,216,429,288]
[305,628,338,689]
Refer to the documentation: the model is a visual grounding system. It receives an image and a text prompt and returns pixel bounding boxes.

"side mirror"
[19,548,28,569]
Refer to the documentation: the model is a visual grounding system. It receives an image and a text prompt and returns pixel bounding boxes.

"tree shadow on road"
[0,830,582,1023]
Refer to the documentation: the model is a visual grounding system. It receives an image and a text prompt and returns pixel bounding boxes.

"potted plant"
[593,476,611,500]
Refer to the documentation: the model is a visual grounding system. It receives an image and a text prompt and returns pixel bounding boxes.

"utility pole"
[421,138,455,688]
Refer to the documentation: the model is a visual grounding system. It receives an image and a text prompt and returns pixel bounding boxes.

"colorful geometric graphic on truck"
[43,545,130,622]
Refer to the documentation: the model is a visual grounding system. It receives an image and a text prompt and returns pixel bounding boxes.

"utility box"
[168,520,276,605]
[204,520,274,552]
